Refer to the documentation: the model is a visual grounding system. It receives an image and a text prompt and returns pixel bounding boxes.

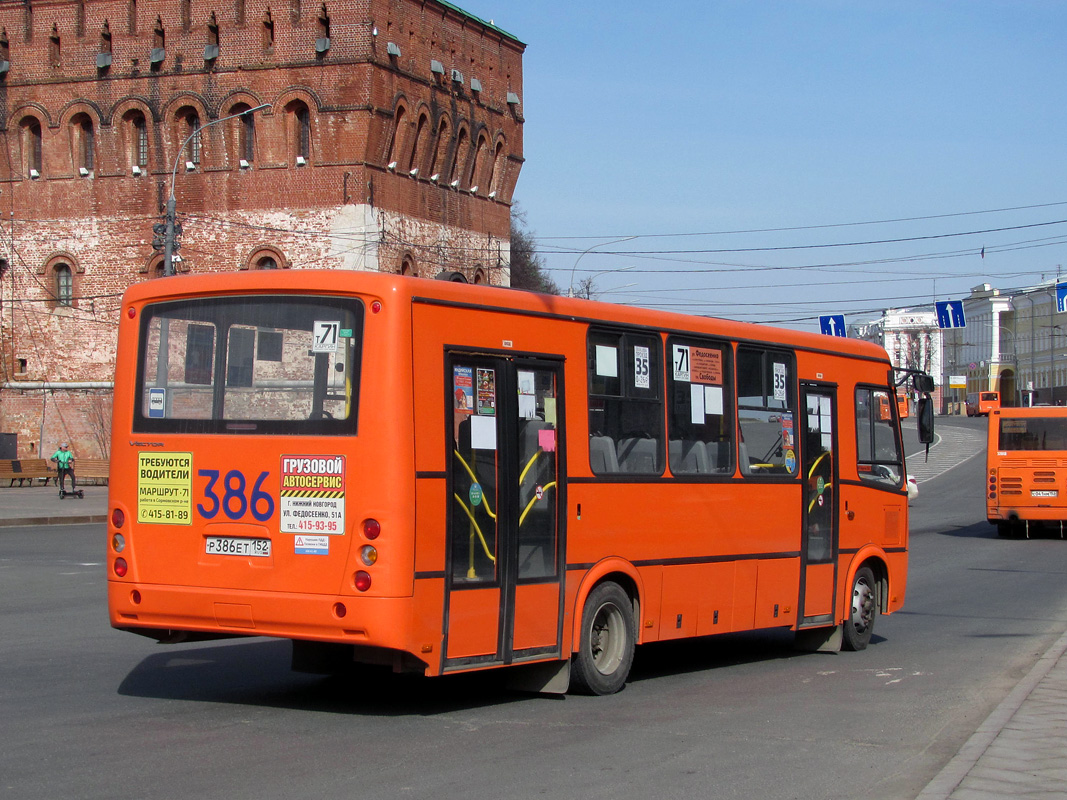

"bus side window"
[736,347,797,476]
[856,386,904,488]
[587,329,664,476]
[666,337,734,476]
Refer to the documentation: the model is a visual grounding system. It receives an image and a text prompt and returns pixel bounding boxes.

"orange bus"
[967,391,1000,417]
[987,406,1067,538]
[107,271,932,694]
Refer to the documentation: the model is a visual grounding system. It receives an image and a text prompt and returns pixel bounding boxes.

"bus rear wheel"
[571,582,635,695]
[842,567,877,651]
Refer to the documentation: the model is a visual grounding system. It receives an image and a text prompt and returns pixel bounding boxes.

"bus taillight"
[362,519,381,540]
[113,558,128,577]
[989,469,997,499]
[360,545,378,566]
[112,533,126,553]
[354,571,372,592]
[111,508,125,528]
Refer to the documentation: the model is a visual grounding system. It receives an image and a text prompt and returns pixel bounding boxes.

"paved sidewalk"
[0,483,109,527]
[916,629,1067,799]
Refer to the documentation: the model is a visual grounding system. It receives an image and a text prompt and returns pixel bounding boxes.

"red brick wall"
[0,0,525,457]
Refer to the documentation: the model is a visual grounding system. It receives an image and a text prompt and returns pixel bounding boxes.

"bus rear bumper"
[107,580,421,656]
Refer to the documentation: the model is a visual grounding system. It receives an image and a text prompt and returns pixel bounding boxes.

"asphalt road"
[3,415,1067,800]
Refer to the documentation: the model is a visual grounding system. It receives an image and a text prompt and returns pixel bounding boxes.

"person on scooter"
[50,442,77,495]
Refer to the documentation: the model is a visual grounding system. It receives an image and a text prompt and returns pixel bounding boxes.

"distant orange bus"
[987,406,1067,538]
[967,391,1000,417]
[107,271,931,693]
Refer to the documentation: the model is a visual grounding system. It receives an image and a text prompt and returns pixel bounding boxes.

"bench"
[0,459,56,486]
[76,459,110,485]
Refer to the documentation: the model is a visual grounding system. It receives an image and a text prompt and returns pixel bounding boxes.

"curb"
[915,627,1067,799]
[0,514,108,528]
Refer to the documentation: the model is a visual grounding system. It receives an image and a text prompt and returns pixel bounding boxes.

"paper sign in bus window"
[477,368,496,415]
[690,383,705,424]
[691,347,722,385]
[312,320,340,353]
[471,415,496,450]
[596,345,618,378]
[773,362,788,402]
[538,428,557,452]
[706,385,724,415]
[673,345,690,382]
[634,346,650,389]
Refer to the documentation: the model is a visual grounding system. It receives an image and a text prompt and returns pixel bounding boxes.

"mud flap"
[794,624,843,653]
[504,659,571,695]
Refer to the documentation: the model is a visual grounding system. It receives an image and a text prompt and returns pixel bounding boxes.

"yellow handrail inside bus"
[806,451,833,514]
[452,450,497,520]
[452,493,497,577]
[519,449,540,485]
[519,481,556,527]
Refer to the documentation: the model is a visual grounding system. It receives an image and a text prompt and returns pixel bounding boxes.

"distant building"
[851,308,943,411]
[0,0,526,457]
[942,284,1015,406]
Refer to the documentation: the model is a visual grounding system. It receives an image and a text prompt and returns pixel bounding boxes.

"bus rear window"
[134,295,363,435]
[999,417,1067,451]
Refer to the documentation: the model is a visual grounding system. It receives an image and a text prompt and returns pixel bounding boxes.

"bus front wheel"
[843,567,877,651]
[571,582,635,695]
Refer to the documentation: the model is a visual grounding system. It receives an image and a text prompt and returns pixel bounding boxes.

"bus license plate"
[205,537,272,557]
[1031,490,1058,497]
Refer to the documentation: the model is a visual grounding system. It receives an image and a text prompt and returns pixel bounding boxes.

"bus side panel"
[755,558,799,629]
[414,479,446,573]
[445,588,500,659]
[732,561,757,631]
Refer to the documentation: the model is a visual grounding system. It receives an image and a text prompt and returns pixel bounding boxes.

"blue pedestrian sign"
[819,314,846,337]
[1057,282,1067,313]
[935,300,966,329]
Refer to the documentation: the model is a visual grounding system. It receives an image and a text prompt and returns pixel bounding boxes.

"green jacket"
[51,450,73,469]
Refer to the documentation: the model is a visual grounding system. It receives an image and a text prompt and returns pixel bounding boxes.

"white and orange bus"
[987,406,1067,538]
[107,271,932,694]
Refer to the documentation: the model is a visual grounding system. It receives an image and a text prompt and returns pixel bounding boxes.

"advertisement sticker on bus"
[137,452,193,525]
[279,455,346,535]
[294,535,330,555]
[477,368,496,415]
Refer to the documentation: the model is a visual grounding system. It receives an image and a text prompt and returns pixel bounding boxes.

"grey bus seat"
[617,437,658,474]
[589,435,620,474]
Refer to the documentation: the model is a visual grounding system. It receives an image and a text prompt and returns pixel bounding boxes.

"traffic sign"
[1057,282,1067,313]
[819,314,846,337]
[935,300,966,329]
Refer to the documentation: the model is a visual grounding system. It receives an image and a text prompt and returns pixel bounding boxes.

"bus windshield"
[998,416,1067,451]
[134,295,363,435]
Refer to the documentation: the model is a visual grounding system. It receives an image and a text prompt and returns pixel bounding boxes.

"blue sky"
[467,1,1067,331]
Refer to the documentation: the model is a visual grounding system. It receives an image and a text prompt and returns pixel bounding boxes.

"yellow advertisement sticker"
[137,452,193,525]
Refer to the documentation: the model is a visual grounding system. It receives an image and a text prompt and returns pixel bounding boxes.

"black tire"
[571,582,636,695]
[842,566,877,651]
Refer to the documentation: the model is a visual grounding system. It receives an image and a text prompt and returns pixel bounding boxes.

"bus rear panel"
[987,407,1067,537]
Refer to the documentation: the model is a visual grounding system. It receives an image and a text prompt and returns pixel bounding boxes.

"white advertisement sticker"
[280,455,346,534]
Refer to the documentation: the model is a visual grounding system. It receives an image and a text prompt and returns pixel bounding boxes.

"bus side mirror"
[917,395,934,444]
[913,374,935,393]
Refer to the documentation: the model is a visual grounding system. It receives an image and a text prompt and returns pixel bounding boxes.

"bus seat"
[618,437,658,474]
[706,440,732,473]
[589,435,620,474]
[669,439,709,474]
[738,442,754,475]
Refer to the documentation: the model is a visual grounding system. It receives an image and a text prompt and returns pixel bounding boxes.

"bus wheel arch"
[569,560,642,654]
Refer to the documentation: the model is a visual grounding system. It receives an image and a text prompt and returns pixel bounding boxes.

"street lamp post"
[163,103,271,275]
[568,237,636,297]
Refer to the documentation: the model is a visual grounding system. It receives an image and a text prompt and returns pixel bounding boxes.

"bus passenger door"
[799,385,838,626]
[444,355,565,669]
